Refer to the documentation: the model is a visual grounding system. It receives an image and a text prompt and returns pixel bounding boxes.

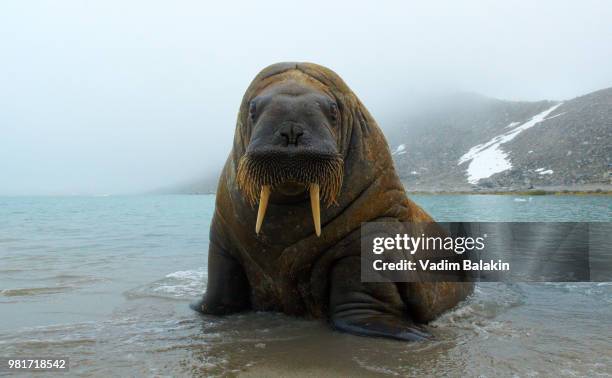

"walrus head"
[232,62,381,238]
[236,80,344,236]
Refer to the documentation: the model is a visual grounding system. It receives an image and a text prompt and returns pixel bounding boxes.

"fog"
[1,0,611,195]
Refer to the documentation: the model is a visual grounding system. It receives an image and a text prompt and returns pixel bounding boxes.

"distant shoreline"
[173,189,612,196]
[401,183,612,196]
[405,190,612,196]
[157,181,612,197]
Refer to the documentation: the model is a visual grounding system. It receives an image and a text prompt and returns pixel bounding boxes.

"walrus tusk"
[255,185,271,234]
[309,183,321,237]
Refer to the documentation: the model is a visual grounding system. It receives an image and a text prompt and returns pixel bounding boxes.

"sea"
[0,194,610,376]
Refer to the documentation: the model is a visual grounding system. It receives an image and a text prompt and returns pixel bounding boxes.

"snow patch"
[458,103,563,184]
[391,144,406,155]
[534,168,553,174]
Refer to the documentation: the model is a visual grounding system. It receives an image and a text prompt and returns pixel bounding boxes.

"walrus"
[192,62,473,341]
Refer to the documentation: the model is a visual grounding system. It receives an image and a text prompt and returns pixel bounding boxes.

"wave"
[430,283,526,338]
[124,268,207,300]
[0,286,73,297]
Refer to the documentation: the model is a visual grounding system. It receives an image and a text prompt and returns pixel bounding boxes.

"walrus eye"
[329,102,338,122]
[249,101,257,120]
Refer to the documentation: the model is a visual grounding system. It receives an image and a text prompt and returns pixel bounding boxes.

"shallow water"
[0,195,610,376]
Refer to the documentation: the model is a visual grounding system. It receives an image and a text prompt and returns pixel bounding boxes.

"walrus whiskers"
[237,153,343,236]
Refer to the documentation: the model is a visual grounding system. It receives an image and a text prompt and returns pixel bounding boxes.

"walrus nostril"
[294,129,304,145]
[279,123,304,146]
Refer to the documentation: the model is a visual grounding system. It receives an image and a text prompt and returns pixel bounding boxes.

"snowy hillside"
[388,88,612,191]
[458,103,563,184]
[173,88,611,194]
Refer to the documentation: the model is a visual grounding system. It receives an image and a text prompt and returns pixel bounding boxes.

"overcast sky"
[1,0,611,195]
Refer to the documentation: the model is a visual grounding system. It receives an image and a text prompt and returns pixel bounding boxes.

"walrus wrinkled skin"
[192,62,473,341]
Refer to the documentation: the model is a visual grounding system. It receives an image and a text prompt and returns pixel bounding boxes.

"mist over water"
[1,1,612,195]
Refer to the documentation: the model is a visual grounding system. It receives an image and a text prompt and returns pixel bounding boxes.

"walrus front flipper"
[191,240,250,315]
[332,314,431,342]
[329,257,432,342]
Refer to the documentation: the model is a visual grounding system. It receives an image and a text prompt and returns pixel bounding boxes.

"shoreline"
[404,190,612,196]
[175,189,612,196]
[402,183,612,196]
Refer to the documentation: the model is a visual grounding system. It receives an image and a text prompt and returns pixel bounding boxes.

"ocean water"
[0,194,610,376]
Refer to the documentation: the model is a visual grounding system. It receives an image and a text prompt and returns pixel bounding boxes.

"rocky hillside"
[387,88,612,192]
[173,88,611,194]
